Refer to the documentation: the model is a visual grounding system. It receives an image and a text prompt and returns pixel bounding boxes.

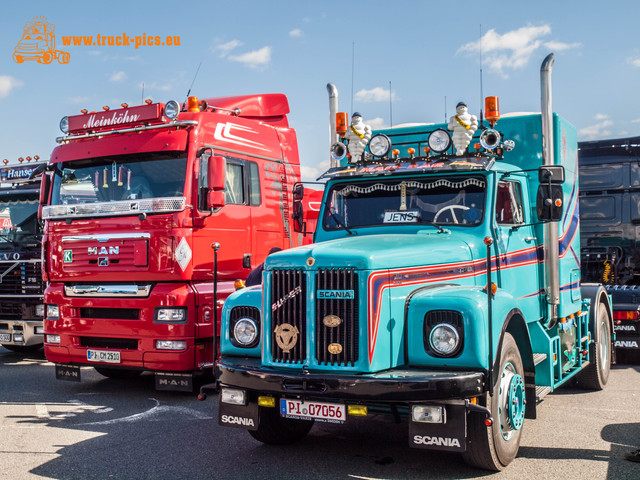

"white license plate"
[280,399,346,423]
[0,333,11,342]
[86,349,121,363]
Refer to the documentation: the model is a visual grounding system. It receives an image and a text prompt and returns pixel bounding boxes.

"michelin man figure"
[345,112,372,162]
[448,102,478,156]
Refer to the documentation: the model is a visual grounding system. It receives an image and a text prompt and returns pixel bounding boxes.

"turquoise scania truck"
[212,55,613,470]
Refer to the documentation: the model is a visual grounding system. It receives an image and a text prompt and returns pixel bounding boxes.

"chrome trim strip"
[211,145,281,162]
[43,196,186,220]
[0,294,43,298]
[0,259,41,264]
[55,120,198,144]
[64,284,152,297]
[62,233,151,242]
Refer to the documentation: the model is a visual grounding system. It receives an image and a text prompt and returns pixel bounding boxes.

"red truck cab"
[43,94,312,390]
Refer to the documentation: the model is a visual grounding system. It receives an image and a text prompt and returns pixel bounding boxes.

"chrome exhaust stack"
[540,53,559,321]
[327,83,339,168]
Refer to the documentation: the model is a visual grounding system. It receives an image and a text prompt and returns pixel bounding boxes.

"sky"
[2,0,640,180]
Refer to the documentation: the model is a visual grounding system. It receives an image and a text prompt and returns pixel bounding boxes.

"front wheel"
[579,304,611,389]
[463,332,525,471]
[248,405,314,445]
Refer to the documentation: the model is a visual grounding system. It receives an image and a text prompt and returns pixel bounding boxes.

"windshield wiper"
[328,210,356,235]
[417,218,446,233]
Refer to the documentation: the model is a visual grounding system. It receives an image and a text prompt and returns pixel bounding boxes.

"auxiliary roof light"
[34,155,40,161]
[26,156,32,162]
[485,96,500,126]
[187,96,200,113]
[427,128,452,153]
[2,159,8,165]
[145,99,153,105]
[102,106,110,111]
[368,134,392,158]
[423,146,431,155]
[121,103,128,108]
[81,109,88,114]
[60,116,69,134]
[18,157,24,163]
[407,147,416,157]
[164,100,180,120]
[199,100,208,111]
[336,112,348,137]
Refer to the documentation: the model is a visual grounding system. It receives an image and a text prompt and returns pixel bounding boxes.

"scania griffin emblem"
[274,323,299,353]
[322,315,342,327]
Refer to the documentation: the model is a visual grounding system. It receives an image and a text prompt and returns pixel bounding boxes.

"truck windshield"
[323,175,486,230]
[50,153,187,206]
[0,193,39,243]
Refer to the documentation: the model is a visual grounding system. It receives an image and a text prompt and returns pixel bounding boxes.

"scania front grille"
[315,268,359,366]
[0,261,44,296]
[271,269,306,363]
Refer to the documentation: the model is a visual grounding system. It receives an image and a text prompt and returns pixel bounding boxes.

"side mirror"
[292,183,304,232]
[38,171,51,220]
[207,155,225,209]
[536,184,563,222]
[538,165,565,184]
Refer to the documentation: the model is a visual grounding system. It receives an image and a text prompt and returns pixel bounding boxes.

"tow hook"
[466,399,493,424]
[197,381,218,401]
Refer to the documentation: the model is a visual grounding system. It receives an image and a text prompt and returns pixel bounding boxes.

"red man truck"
[42,94,315,390]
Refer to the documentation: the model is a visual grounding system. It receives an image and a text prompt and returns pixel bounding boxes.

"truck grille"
[271,269,306,363]
[315,268,359,366]
[79,337,138,350]
[0,303,24,320]
[0,262,44,296]
[80,308,140,320]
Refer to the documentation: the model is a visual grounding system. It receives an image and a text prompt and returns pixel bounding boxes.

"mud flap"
[155,372,193,392]
[408,404,466,452]
[219,401,259,431]
[55,364,81,382]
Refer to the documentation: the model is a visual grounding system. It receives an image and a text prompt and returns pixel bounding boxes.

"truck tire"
[579,304,611,389]
[94,366,142,379]
[462,333,524,471]
[248,406,314,445]
[2,344,43,353]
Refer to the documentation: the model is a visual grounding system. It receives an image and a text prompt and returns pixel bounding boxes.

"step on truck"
[214,54,613,470]
[0,159,46,352]
[579,136,640,363]
[42,93,314,390]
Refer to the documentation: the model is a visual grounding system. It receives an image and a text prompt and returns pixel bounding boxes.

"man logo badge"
[274,323,299,353]
[98,257,109,266]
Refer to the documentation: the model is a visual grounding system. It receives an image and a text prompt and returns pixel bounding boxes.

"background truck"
[213,54,613,471]
[42,94,314,390]
[0,159,46,352]
[579,136,640,363]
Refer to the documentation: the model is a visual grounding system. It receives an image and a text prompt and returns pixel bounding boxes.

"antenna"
[351,42,355,114]
[141,82,144,104]
[389,80,393,128]
[185,62,202,102]
[479,24,484,126]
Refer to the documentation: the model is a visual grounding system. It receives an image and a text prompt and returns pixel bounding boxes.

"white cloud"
[628,56,640,67]
[632,118,640,123]
[300,159,330,181]
[365,117,389,130]
[458,25,578,77]
[354,87,396,103]
[109,71,126,82]
[0,75,24,98]
[619,130,629,136]
[543,41,581,51]
[213,40,243,58]
[579,119,613,140]
[229,46,272,69]
[594,113,608,120]
[289,29,302,37]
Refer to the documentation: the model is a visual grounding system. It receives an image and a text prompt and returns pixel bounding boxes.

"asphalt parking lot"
[1,346,638,479]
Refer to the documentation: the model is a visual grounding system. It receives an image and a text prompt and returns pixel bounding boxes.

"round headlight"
[427,129,451,153]
[233,318,258,346]
[164,100,180,120]
[369,134,392,158]
[60,116,69,134]
[429,323,460,356]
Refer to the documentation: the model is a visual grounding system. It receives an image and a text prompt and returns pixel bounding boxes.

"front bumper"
[0,319,44,346]
[217,358,486,402]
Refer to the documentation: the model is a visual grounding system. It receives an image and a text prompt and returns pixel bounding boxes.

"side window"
[248,161,261,206]
[496,181,524,225]
[225,162,245,205]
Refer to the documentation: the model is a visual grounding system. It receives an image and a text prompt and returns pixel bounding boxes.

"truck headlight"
[233,318,258,346]
[155,308,187,323]
[46,334,60,344]
[155,340,187,350]
[60,116,69,134]
[369,134,392,158]
[46,304,59,319]
[164,100,180,120]
[429,323,460,356]
[427,129,451,153]
[35,304,45,317]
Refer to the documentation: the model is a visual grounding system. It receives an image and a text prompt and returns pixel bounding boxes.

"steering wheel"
[433,205,470,224]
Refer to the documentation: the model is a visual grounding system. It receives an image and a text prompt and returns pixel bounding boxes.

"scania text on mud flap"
[579,136,640,363]
[42,94,317,390]
[214,55,614,471]
[0,159,46,353]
